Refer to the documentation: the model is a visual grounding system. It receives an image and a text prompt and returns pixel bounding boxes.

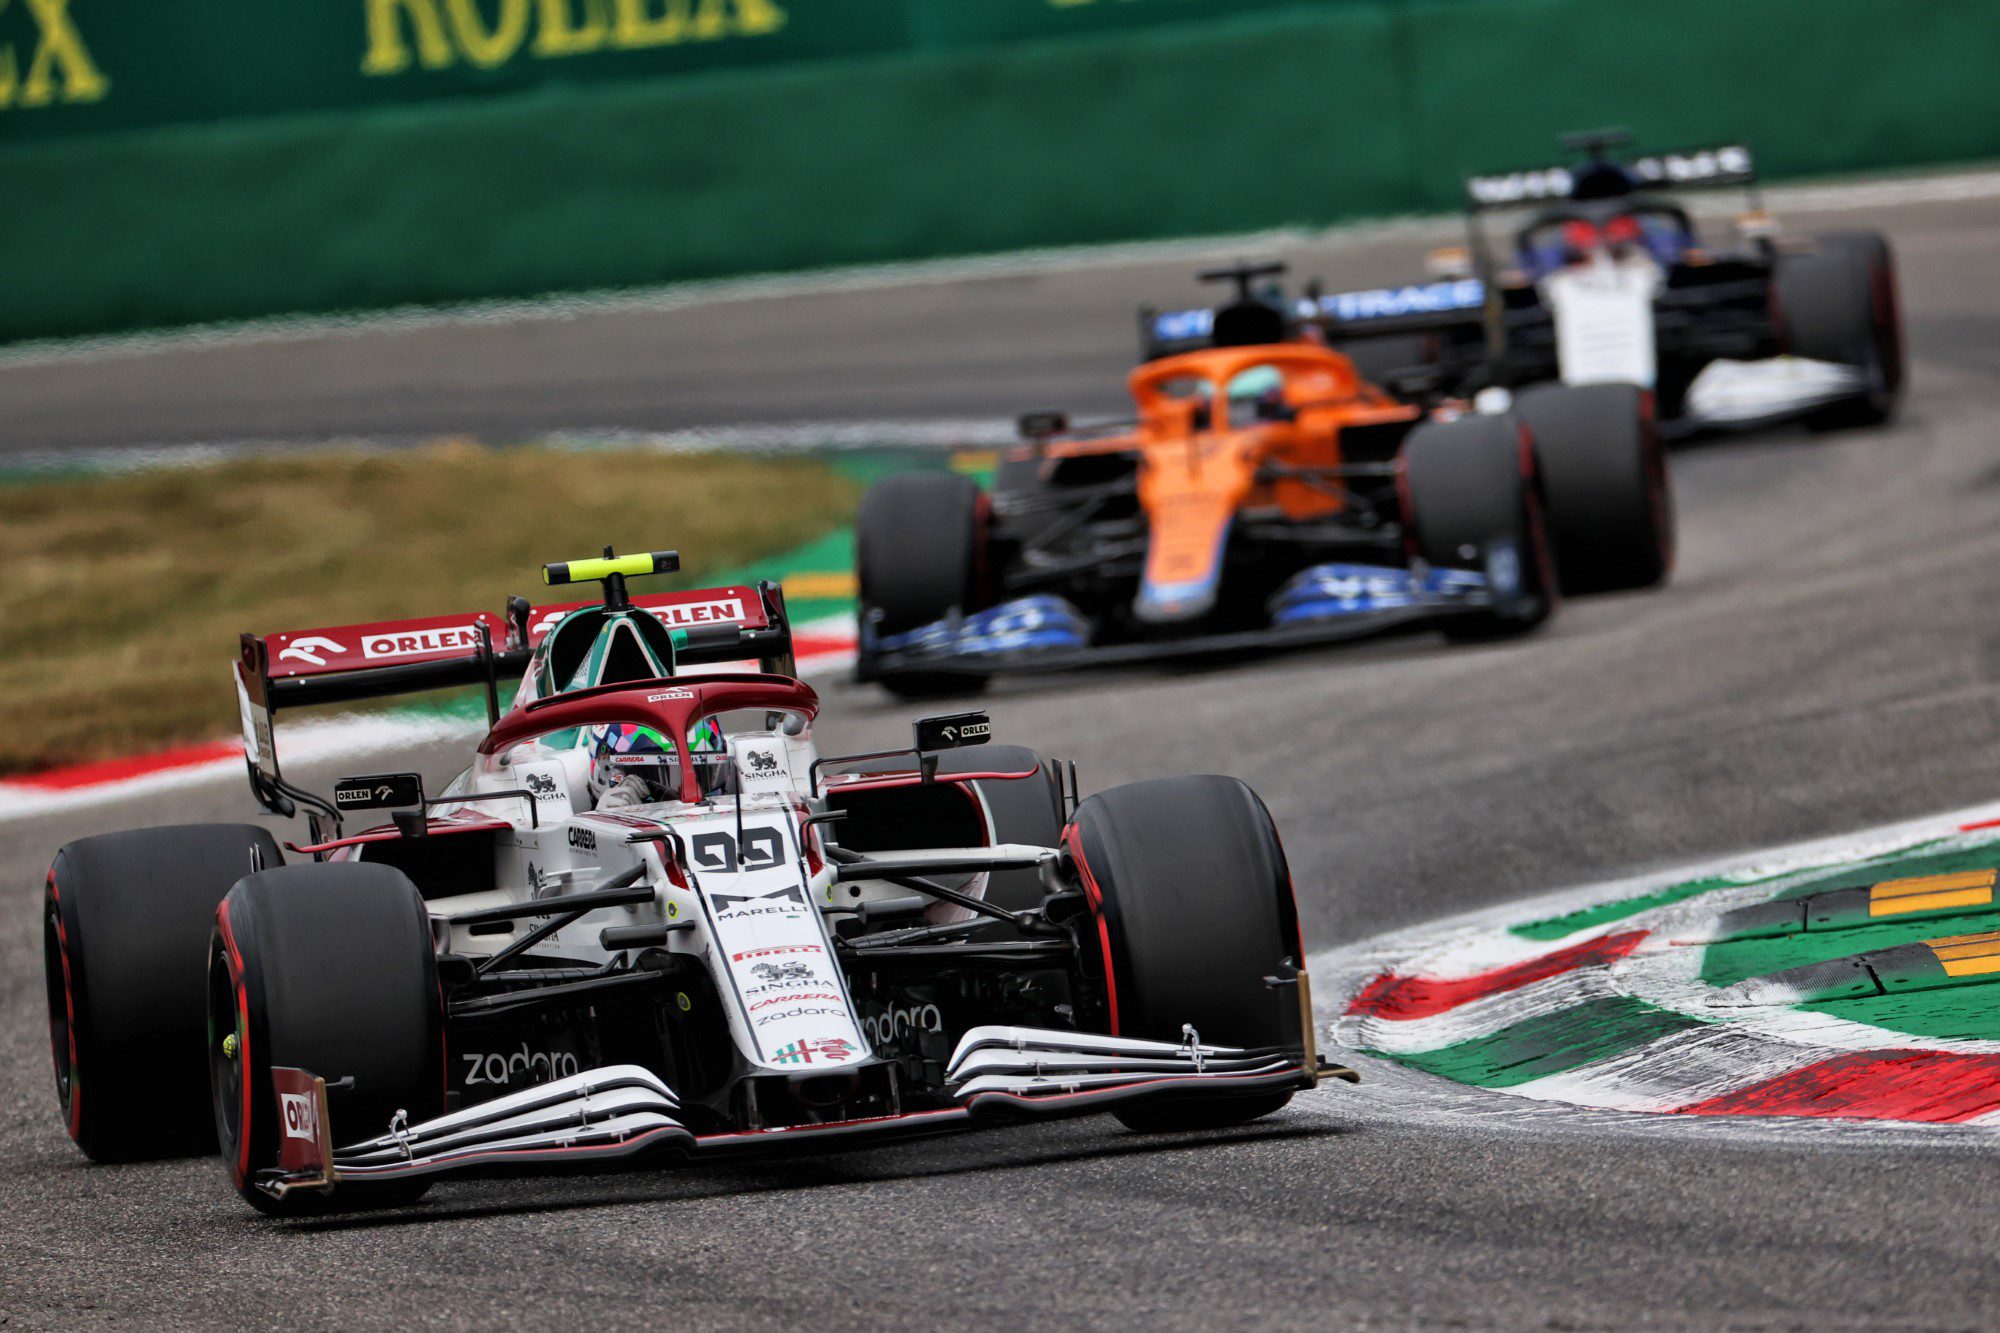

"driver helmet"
[587,717,730,808]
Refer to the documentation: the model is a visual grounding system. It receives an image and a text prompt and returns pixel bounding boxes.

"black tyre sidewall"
[1069,775,1302,1047]
[1400,413,1557,636]
[856,473,988,634]
[211,862,442,1212]
[1776,231,1903,424]
[46,824,281,1163]
[1515,382,1674,595]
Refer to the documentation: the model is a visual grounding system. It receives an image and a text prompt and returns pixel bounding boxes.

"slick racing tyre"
[949,745,1064,916]
[1400,412,1558,640]
[1774,230,1904,430]
[1514,383,1674,595]
[1068,775,1304,1133]
[856,472,991,699]
[209,862,443,1215]
[45,824,283,1163]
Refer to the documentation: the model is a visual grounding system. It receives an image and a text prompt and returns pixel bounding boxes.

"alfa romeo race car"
[42,549,1341,1214]
[855,264,1673,696]
[1225,130,1902,433]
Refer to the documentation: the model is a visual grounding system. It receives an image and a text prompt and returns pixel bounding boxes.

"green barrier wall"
[4,0,1998,343]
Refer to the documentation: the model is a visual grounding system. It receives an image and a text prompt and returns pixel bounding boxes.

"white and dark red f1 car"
[42,549,1343,1214]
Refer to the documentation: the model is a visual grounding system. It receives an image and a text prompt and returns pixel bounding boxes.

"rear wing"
[1465,142,1757,211]
[234,581,797,824]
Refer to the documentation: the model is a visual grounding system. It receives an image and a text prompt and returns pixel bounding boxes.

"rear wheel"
[856,472,991,699]
[45,824,282,1163]
[1775,230,1904,429]
[1514,382,1674,594]
[1400,412,1557,640]
[1068,775,1304,1132]
[209,862,442,1215]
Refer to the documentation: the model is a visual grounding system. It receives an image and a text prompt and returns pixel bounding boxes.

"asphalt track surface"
[8,187,2000,1327]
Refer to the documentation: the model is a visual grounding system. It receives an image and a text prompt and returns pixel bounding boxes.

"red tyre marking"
[216,901,254,1188]
[1064,823,1120,1036]
[1346,930,1648,1020]
[47,868,82,1142]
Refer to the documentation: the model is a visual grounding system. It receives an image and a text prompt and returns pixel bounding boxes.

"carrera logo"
[362,626,482,660]
[733,945,822,962]
[567,826,597,852]
[279,1092,319,1143]
[747,991,843,1012]
[647,689,696,702]
[648,598,744,628]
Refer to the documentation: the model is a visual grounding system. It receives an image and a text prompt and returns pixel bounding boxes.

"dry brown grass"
[0,443,858,774]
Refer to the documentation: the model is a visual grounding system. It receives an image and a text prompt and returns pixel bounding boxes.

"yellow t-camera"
[543,550,680,586]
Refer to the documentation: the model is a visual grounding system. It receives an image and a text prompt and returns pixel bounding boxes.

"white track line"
[5,164,1998,372]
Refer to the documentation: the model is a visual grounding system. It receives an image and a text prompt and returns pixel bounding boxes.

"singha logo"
[747,750,781,777]
[751,961,814,985]
[524,772,559,799]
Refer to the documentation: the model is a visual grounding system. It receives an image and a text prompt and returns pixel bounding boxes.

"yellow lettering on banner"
[690,0,784,41]
[613,0,688,48]
[0,0,108,107]
[533,0,610,57]
[445,0,530,67]
[362,0,455,74]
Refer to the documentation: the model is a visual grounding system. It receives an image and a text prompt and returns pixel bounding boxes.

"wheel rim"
[42,906,75,1121]
[206,947,244,1158]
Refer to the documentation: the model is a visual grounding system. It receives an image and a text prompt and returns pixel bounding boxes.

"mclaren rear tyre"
[1514,382,1674,595]
[1775,230,1905,430]
[856,472,992,700]
[208,862,443,1215]
[1400,412,1558,640]
[1068,775,1305,1133]
[44,823,283,1163]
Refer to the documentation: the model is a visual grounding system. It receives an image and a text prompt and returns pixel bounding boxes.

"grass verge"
[0,442,859,775]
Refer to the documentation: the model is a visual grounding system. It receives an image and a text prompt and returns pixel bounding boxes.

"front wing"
[255,1027,1350,1199]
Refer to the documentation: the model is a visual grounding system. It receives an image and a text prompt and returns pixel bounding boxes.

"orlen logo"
[650,598,743,628]
[647,688,695,702]
[362,626,482,660]
[279,1092,319,1142]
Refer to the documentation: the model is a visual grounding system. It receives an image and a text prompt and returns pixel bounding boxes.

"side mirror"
[914,711,991,752]
[1017,411,1068,440]
[333,771,425,811]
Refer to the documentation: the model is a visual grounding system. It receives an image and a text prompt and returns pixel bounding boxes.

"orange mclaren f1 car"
[854,264,1674,696]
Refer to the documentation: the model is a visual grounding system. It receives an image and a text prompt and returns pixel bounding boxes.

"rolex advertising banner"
[5,0,1999,343]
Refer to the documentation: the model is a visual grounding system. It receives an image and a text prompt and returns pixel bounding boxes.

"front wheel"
[1400,412,1558,640]
[1067,775,1306,1132]
[1514,382,1674,595]
[856,472,992,699]
[1775,230,1904,430]
[209,862,443,1214]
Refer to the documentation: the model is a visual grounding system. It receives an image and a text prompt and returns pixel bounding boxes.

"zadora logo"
[862,1003,942,1046]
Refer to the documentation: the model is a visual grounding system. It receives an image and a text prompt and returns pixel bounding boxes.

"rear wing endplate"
[1465,142,1756,211]
[234,581,796,824]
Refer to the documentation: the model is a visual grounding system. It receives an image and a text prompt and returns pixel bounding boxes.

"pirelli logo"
[1868,869,1997,918]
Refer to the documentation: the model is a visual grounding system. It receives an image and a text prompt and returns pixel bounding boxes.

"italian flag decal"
[1329,811,2000,1125]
